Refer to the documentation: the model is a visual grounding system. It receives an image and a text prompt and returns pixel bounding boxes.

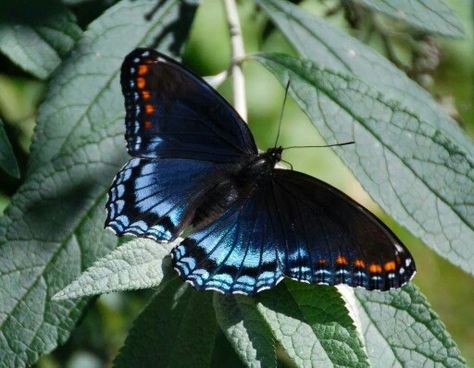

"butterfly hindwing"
[121,48,257,162]
[171,185,286,294]
[105,158,228,242]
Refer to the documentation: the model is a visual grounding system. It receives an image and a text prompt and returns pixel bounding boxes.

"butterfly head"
[266,146,283,166]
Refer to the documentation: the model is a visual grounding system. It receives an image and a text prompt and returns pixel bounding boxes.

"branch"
[224,0,247,121]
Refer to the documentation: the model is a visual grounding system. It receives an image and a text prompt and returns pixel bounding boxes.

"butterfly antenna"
[274,80,291,148]
[283,141,355,150]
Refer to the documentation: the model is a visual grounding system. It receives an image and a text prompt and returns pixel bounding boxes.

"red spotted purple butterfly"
[105,48,416,294]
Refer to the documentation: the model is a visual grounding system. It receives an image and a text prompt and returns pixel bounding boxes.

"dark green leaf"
[252,52,474,277]
[353,0,464,37]
[257,281,369,367]
[354,284,466,367]
[256,0,473,155]
[0,119,20,178]
[53,239,171,300]
[0,2,81,79]
[0,1,198,366]
[114,280,219,368]
[214,294,276,368]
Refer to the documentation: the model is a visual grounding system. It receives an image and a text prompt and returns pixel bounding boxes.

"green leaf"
[251,52,474,277]
[214,294,276,368]
[0,119,20,178]
[0,1,81,79]
[257,281,369,367]
[53,239,171,300]
[353,0,464,37]
[0,0,198,366]
[353,284,466,367]
[256,0,473,155]
[114,280,219,368]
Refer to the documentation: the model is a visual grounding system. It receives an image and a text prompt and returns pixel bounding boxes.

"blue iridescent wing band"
[105,158,228,242]
[171,184,285,294]
[171,170,415,294]
[121,48,257,162]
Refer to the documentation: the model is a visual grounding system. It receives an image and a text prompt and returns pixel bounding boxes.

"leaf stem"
[224,0,247,121]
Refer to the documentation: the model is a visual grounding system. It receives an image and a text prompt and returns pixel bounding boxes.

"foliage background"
[0,0,472,367]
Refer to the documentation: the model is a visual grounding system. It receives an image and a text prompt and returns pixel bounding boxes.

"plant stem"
[224,0,247,121]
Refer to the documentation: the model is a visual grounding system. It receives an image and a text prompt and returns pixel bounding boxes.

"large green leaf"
[251,53,474,277]
[0,1,198,366]
[0,119,20,178]
[114,280,219,368]
[0,1,81,79]
[53,238,171,300]
[256,0,473,155]
[353,284,466,367]
[353,0,464,37]
[214,294,276,368]
[257,281,369,367]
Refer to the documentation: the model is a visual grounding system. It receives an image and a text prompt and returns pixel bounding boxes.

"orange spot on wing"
[354,259,365,268]
[141,90,151,100]
[384,261,396,272]
[317,259,327,266]
[336,255,348,266]
[369,264,382,273]
[145,104,155,114]
[136,77,146,89]
[138,65,149,75]
[143,120,152,129]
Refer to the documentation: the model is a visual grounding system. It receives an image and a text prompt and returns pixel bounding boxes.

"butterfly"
[105,48,416,295]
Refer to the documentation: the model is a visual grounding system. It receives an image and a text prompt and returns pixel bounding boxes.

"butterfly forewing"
[121,48,257,161]
[272,169,415,290]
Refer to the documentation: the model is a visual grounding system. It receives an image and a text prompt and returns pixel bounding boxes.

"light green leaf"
[0,2,81,79]
[114,280,219,368]
[0,119,20,178]
[256,0,473,155]
[353,0,464,37]
[0,1,198,366]
[252,52,474,277]
[214,294,276,368]
[53,239,171,300]
[354,284,466,367]
[257,281,369,367]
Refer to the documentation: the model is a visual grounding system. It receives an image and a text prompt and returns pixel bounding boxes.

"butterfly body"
[105,48,416,295]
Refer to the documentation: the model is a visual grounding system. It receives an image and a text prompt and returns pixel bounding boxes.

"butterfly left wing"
[171,169,415,294]
[121,48,257,162]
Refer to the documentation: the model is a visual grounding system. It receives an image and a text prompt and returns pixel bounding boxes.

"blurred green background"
[0,0,472,367]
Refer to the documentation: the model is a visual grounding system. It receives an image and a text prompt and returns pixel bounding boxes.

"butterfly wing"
[171,169,415,294]
[272,169,416,290]
[171,184,286,294]
[121,48,257,162]
[107,48,259,241]
[105,158,232,242]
